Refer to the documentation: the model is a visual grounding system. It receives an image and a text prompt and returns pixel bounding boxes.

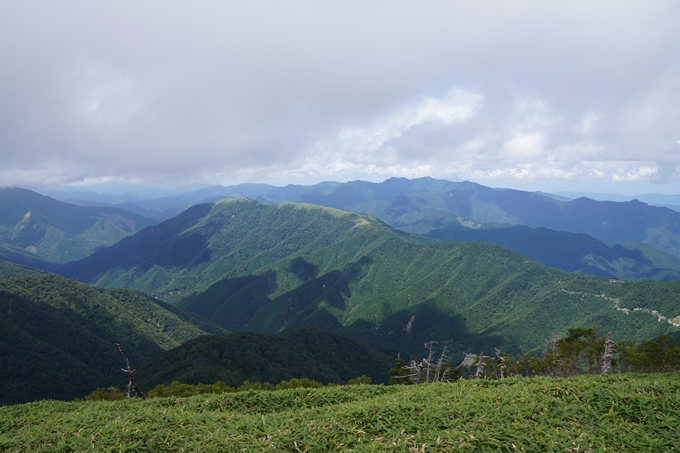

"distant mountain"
[52,182,341,221]
[554,191,680,207]
[58,199,680,359]
[63,198,168,222]
[134,325,398,389]
[0,188,157,264]
[427,226,680,281]
[291,178,680,257]
[0,272,226,404]
[46,179,680,256]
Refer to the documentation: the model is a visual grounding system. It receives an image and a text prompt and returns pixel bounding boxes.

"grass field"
[2,373,679,452]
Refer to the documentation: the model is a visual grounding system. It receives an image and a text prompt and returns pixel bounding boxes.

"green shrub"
[83,386,125,401]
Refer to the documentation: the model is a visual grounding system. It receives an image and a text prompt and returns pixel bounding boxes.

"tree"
[115,343,145,399]
[388,355,414,385]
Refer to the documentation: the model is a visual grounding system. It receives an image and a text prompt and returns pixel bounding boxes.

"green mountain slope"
[180,229,680,357]
[61,198,419,300]
[0,273,226,405]
[58,198,679,358]
[0,259,46,279]
[296,177,680,257]
[427,226,680,281]
[134,325,398,389]
[0,187,157,264]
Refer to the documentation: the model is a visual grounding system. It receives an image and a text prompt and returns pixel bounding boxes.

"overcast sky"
[2,1,680,194]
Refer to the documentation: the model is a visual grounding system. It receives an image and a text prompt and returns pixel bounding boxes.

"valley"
[1,178,680,405]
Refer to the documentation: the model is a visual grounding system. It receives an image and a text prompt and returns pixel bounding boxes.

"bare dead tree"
[474,352,486,379]
[115,343,145,399]
[542,333,562,377]
[601,331,615,374]
[495,348,508,379]
[393,345,453,384]
[433,346,450,383]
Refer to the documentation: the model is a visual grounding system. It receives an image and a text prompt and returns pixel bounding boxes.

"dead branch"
[115,343,145,399]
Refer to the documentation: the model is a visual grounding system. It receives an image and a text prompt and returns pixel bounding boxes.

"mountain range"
[47,177,680,257]
[0,187,157,266]
[427,226,680,281]
[56,198,680,359]
[0,262,226,405]
[2,177,680,404]
[3,180,679,281]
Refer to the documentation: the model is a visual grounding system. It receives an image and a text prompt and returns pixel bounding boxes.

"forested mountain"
[60,198,416,298]
[133,325,398,389]
[0,188,157,265]
[56,199,680,359]
[296,178,680,257]
[428,226,680,281]
[0,259,46,279]
[44,177,680,260]
[0,272,226,404]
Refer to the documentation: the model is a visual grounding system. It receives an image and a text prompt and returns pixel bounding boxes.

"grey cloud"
[1,1,680,192]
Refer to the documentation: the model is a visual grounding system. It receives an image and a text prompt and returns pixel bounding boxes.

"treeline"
[82,328,680,401]
[81,376,373,401]
[390,328,680,384]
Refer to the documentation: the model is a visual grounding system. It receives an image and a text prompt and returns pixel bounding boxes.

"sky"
[1,1,680,195]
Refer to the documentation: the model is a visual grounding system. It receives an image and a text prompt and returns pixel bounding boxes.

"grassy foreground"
[2,374,679,452]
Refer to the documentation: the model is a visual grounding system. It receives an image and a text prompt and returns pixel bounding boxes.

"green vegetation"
[297,177,680,258]
[0,187,157,264]
[83,377,328,400]
[131,325,398,390]
[61,198,399,299]
[2,373,679,451]
[59,198,680,359]
[428,226,680,281]
[0,273,226,404]
[145,377,325,398]
[182,231,680,356]
[390,330,680,385]
[0,259,45,279]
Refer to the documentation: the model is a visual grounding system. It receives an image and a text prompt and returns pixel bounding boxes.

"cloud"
[0,1,679,193]
[651,162,680,184]
[576,112,600,135]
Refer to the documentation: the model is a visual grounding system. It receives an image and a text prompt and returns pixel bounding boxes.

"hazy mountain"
[42,178,680,254]
[134,325,398,389]
[427,225,680,281]
[0,272,226,404]
[291,178,680,257]
[57,199,680,358]
[555,191,680,206]
[0,188,157,264]
[49,182,342,221]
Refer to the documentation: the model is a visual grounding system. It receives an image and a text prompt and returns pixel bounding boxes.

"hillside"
[133,325,399,389]
[2,374,679,451]
[180,227,680,357]
[0,273,226,404]
[297,178,680,257]
[60,198,418,298]
[0,259,46,279]
[56,199,680,358]
[46,177,680,261]
[427,225,680,281]
[0,187,157,264]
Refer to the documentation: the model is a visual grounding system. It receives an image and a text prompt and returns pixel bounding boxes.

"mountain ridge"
[53,198,680,358]
[0,270,226,404]
[0,187,157,265]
